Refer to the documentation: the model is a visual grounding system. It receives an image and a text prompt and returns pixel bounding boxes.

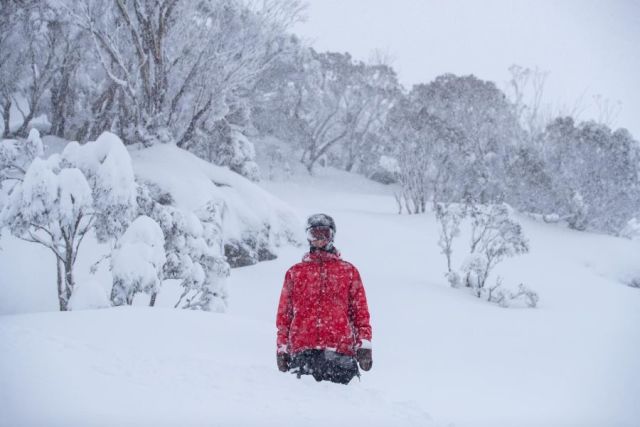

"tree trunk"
[344,157,355,172]
[62,247,75,311]
[2,98,11,138]
[15,106,35,138]
[56,258,67,311]
[149,292,157,307]
[50,57,75,137]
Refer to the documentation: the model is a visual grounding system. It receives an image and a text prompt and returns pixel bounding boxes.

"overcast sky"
[292,0,640,138]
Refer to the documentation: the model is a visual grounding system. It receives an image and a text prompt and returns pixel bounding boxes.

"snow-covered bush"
[137,184,230,312]
[0,132,137,311]
[0,129,45,184]
[435,201,537,308]
[566,191,588,231]
[62,132,138,242]
[620,218,640,240]
[190,121,261,182]
[464,203,530,292]
[435,202,464,278]
[111,216,166,307]
[482,278,539,308]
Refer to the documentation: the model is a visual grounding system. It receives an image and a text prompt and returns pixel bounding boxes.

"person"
[276,213,372,385]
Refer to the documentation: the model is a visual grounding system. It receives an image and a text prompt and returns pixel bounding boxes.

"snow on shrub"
[620,218,640,240]
[131,144,302,269]
[0,129,44,185]
[435,201,539,308]
[62,132,137,242]
[111,216,166,306]
[1,131,137,311]
[137,184,230,312]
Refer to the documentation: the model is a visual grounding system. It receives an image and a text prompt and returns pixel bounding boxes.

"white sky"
[292,0,640,138]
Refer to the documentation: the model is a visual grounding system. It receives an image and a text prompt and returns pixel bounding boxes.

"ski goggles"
[306,226,334,242]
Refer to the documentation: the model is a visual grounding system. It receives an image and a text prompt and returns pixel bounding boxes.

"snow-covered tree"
[0,2,75,138]
[253,48,381,173]
[539,117,640,234]
[385,95,467,214]
[410,74,523,203]
[0,129,45,185]
[62,132,138,242]
[339,63,401,173]
[111,215,166,306]
[58,0,302,148]
[0,131,137,311]
[463,203,529,292]
[137,184,230,312]
[1,156,93,311]
[434,200,537,308]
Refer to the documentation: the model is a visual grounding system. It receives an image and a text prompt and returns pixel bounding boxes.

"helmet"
[306,213,336,243]
[306,213,336,233]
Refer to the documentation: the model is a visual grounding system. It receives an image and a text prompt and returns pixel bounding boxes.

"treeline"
[1,0,639,236]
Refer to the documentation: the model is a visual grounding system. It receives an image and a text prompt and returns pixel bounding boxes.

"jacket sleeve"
[349,267,372,349]
[276,269,294,354]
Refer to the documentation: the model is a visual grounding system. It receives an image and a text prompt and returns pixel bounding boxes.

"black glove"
[277,353,291,372]
[356,348,372,371]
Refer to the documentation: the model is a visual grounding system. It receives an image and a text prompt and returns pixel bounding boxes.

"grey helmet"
[306,213,336,234]
[305,213,336,245]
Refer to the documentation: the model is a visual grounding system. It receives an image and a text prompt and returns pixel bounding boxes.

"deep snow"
[1,165,640,426]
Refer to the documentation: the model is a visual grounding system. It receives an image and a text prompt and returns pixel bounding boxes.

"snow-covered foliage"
[0,3,59,138]
[251,44,401,173]
[1,155,93,311]
[137,184,230,312]
[131,143,302,269]
[0,131,136,311]
[0,129,45,184]
[435,201,536,308]
[111,216,166,307]
[61,132,137,241]
[190,122,261,182]
[538,119,640,234]
[621,218,640,241]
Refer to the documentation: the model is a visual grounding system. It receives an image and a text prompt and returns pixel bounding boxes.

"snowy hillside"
[2,166,640,426]
[0,136,302,314]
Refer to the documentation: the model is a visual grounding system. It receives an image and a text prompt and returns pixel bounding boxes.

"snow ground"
[2,166,640,426]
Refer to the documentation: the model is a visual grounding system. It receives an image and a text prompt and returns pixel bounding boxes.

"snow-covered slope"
[1,166,639,426]
[0,308,430,427]
[131,144,303,247]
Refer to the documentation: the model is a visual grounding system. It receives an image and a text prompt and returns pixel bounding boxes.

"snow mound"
[68,280,110,310]
[131,144,304,266]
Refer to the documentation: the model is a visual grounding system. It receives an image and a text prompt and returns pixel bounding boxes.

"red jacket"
[276,249,372,357]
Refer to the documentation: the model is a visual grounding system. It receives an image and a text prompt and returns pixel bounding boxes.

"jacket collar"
[302,249,342,263]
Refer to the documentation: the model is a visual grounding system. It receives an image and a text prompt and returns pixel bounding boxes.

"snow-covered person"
[276,213,372,384]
